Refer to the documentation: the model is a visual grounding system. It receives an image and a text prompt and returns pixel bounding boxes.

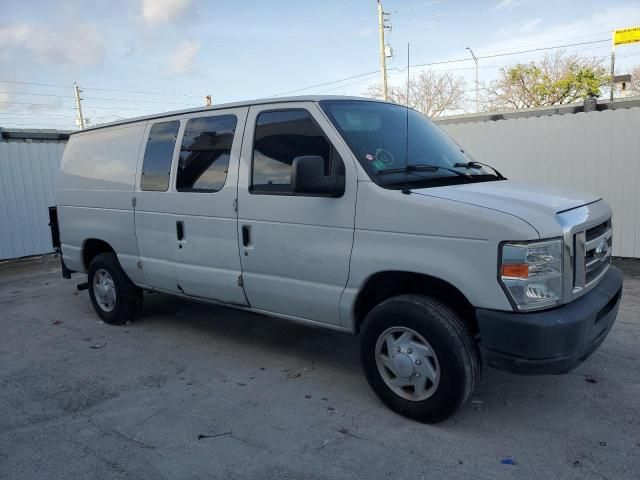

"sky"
[0,0,639,129]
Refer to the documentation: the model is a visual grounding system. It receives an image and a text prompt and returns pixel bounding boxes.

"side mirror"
[290,156,344,197]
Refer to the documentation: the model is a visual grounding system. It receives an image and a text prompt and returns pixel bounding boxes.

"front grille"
[573,219,612,290]
[586,220,611,242]
[585,249,610,283]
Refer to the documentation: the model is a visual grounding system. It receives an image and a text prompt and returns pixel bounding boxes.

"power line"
[82,86,201,98]
[462,31,613,58]
[271,38,614,96]
[0,91,72,99]
[435,41,633,75]
[81,105,159,112]
[0,101,76,110]
[0,112,121,120]
[315,75,382,94]
[0,79,201,98]
[0,100,162,113]
[0,90,195,106]
[407,39,610,70]
[506,20,628,41]
[404,4,485,23]
[83,96,195,106]
[316,1,361,15]
[270,70,380,97]
[0,123,76,128]
[393,0,452,13]
[0,80,69,89]
[0,112,75,118]
[0,118,76,124]
[481,39,611,59]
[311,42,640,98]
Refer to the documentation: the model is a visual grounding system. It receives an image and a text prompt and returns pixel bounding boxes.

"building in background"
[0,128,69,260]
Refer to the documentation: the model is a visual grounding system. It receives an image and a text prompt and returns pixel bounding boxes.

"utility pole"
[609,26,640,104]
[466,47,479,113]
[610,31,616,105]
[74,82,85,130]
[377,0,390,101]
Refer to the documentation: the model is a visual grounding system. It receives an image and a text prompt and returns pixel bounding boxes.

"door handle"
[176,221,185,241]
[241,225,251,247]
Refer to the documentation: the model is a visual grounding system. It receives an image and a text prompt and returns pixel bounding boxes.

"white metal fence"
[1,105,639,260]
[0,132,67,260]
[438,106,640,258]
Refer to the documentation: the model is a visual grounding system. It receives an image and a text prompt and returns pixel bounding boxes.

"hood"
[410,180,601,237]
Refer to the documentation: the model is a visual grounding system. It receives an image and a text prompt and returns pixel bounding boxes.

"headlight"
[499,239,563,311]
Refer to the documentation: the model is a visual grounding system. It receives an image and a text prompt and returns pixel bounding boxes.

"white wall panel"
[1,108,639,260]
[439,107,640,258]
[0,138,66,260]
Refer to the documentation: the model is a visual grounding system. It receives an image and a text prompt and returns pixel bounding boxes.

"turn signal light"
[501,264,529,278]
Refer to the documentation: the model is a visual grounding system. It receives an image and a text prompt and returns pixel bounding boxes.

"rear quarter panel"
[57,122,146,281]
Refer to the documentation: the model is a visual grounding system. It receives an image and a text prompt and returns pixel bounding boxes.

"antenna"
[406,43,410,108]
[403,43,410,193]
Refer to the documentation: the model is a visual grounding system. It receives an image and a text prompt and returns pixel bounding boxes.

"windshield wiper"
[453,161,505,179]
[378,163,471,179]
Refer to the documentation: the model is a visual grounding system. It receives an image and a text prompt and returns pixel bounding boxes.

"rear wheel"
[88,252,142,325]
[360,294,480,423]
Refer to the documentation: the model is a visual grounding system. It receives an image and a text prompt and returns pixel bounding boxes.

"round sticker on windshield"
[375,148,394,166]
[365,154,374,161]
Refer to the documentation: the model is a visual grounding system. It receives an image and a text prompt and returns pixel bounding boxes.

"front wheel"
[88,252,142,325]
[360,294,480,423]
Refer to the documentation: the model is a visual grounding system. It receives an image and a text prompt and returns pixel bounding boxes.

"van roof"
[74,95,384,134]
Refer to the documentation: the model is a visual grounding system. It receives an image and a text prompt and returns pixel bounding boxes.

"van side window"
[251,109,344,195]
[141,121,180,192]
[176,115,237,193]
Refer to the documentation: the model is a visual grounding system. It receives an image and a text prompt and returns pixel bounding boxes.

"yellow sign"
[614,26,640,46]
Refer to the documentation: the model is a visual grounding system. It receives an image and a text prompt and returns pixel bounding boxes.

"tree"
[364,70,467,117]
[629,66,640,95]
[483,51,609,110]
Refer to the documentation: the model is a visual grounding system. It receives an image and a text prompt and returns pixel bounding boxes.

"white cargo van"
[52,96,623,423]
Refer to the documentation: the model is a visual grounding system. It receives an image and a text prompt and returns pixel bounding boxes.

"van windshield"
[320,100,501,189]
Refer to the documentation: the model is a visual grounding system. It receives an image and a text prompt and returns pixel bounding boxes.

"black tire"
[88,252,142,325]
[360,294,480,423]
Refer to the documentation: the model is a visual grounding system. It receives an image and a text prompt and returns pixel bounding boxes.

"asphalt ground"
[1,256,638,479]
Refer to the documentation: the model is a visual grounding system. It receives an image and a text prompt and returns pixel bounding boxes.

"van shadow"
[135,292,362,375]
[134,292,600,427]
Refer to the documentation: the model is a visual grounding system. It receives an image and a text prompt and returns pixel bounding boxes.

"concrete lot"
[1,258,639,480]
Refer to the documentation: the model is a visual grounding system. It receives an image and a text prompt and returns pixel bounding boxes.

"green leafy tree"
[483,51,609,110]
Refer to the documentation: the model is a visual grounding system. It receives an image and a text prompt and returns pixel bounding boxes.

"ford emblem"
[595,239,610,262]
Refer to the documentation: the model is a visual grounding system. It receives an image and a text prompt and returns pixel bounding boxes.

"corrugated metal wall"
[0,138,66,260]
[439,107,640,258]
[1,108,639,260]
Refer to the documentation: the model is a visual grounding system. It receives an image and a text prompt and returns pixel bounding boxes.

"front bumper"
[476,266,623,375]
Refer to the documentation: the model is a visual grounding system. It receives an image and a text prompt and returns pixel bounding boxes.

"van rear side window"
[141,121,180,192]
[176,115,237,193]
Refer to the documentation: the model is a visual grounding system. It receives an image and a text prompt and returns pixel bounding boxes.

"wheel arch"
[82,238,116,271]
[353,271,478,335]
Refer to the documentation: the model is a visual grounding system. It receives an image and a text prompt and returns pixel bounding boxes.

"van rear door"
[134,108,249,305]
[134,119,181,293]
[172,108,249,304]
